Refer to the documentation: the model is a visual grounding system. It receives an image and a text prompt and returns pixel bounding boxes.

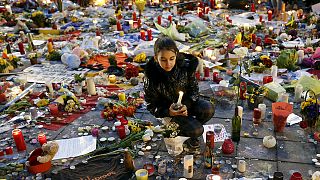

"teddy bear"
[37,141,59,163]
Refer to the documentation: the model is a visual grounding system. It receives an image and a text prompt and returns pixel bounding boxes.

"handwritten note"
[53,136,97,160]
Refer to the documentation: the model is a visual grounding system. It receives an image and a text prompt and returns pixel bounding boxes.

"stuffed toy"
[37,141,59,163]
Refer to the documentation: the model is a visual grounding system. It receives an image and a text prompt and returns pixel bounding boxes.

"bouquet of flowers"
[162,122,180,138]
[31,11,46,28]
[101,102,136,120]
[300,91,319,128]
[0,57,14,73]
[246,85,268,110]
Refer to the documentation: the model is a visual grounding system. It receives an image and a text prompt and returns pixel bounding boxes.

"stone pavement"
[0,80,319,179]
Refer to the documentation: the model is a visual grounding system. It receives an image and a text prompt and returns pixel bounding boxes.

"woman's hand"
[169,104,188,117]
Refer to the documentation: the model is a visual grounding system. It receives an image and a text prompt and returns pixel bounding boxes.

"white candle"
[198,59,204,76]
[5,5,12,14]
[271,65,278,80]
[86,77,97,95]
[297,50,304,65]
[280,93,289,103]
[237,106,243,124]
[258,104,266,120]
[177,91,184,105]
[306,38,312,46]
[173,6,178,15]
[129,20,134,29]
[183,155,193,178]
[294,84,303,102]
[238,160,246,173]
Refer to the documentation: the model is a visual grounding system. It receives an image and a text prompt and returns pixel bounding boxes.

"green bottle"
[232,106,241,142]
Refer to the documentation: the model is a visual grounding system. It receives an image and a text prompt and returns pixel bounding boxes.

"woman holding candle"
[144,36,215,148]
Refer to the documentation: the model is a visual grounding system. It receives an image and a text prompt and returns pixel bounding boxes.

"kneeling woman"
[143,36,215,148]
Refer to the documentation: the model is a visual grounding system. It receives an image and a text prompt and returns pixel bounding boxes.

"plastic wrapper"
[185,20,209,38]
[154,21,186,41]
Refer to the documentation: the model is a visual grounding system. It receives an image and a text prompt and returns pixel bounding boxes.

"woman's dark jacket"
[143,53,199,118]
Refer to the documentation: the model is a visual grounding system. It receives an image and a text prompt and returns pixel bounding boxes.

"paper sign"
[202,124,228,143]
[312,3,320,14]
[53,136,97,160]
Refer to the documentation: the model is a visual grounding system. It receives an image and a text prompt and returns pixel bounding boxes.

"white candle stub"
[177,91,184,105]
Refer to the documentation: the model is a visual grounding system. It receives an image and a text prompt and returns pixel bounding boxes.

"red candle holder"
[195,72,200,80]
[140,30,146,41]
[38,132,47,146]
[147,29,152,41]
[210,0,215,9]
[204,67,210,77]
[116,21,122,31]
[12,129,26,151]
[116,125,126,139]
[137,18,141,27]
[133,11,137,21]
[5,147,13,155]
[168,15,172,23]
[252,34,256,43]
[212,72,219,82]
[256,37,262,46]
[157,15,161,25]
[206,131,214,149]
[205,7,210,14]
[259,15,263,22]
[48,103,59,116]
[0,150,4,156]
[263,75,273,84]
[251,3,255,12]
[268,10,272,21]
[290,172,303,180]
[198,11,203,18]
[253,108,262,125]
[18,42,25,55]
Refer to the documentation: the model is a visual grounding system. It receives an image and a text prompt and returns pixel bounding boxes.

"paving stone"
[278,161,316,179]
[239,159,277,179]
[241,120,275,139]
[237,138,277,161]
[275,124,307,142]
[277,140,316,163]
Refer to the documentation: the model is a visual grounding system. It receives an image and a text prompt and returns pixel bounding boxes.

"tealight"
[108,137,115,142]
[100,137,107,142]
[146,146,151,151]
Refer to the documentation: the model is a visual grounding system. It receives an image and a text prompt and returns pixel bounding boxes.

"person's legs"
[173,99,215,147]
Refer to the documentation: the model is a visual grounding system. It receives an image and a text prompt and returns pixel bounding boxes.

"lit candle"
[269,26,274,35]
[12,129,26,151]
[294,84,303,102]
[183,155,193,178]
[132,11,137,21]
[48,103,59,116]
[147,29,152,41]
[211,175,222,180]
[258,103,266,120]
[118,92,126,102]
[157,15,161,25]
[140,30,146,41]
[268,10,272,21]
[177,91,184,105]
[225,14,230,21]
[38,132,47,146]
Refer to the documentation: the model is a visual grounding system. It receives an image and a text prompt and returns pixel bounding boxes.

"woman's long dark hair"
[154,36,179,56]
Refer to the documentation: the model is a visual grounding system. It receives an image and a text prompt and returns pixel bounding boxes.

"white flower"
[233,47,248,58]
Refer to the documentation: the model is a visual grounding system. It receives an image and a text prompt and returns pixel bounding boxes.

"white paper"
[53,136,97,160]
[287,113,302,126]
[312,3,320,14]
